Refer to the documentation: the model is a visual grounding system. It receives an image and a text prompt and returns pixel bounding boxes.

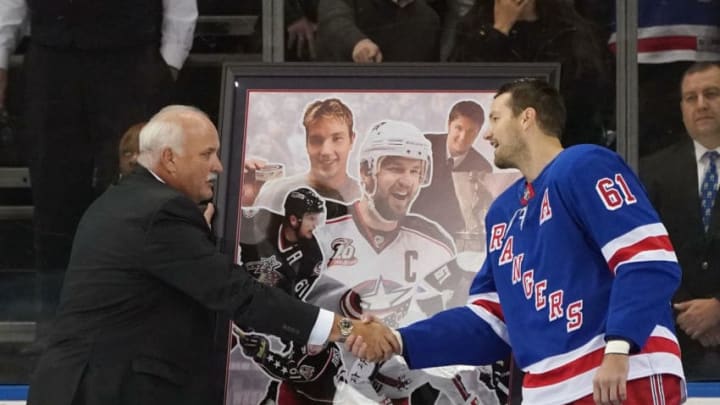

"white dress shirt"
[0,0,197,70]
[693,140,720,196]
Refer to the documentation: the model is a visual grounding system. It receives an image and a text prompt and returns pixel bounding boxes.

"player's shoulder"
[552,144,630,180]
[401,214,455,252]
[487,176,524,213]
[557,144,618,166]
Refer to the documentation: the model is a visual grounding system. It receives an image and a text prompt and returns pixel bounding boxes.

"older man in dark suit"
[26,106,399,405]
[412,100,493,237]
[640,62,720,380]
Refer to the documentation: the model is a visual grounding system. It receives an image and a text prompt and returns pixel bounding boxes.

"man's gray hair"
[137,105,208,167]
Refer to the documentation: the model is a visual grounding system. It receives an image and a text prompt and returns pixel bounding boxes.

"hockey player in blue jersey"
[349,79,686,404]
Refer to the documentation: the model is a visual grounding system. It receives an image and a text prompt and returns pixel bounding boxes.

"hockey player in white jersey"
[306,120,504,404]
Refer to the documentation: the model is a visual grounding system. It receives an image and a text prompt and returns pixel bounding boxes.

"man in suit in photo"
[26,105,399,405]
[640,61,720,380]
[412,100,494,236]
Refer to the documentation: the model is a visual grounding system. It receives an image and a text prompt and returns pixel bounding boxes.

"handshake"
[331,314,402,362]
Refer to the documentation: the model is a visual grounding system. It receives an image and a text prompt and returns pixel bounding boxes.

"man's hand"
[592,354,629,405]
[287,17,317,60]
[674,298,720,340]
[352,39,383,63]
[698,324,720,347]
[0,68,8,109]
[344,314,400,362]
[493,0,528,34]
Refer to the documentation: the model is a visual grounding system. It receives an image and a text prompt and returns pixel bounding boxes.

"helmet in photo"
[283,187,325,218]
[359,120,432,186]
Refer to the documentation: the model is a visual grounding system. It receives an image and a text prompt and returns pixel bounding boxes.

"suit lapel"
[677,141,704,231]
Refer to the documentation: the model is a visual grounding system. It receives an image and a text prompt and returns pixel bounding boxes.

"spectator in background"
[450,0,613,147]
[609,0,720,156]
[285,0,320,61]
[118,123,145,179]
[316,0,441,62]
[640,62,720,380]
[0,0,197,351]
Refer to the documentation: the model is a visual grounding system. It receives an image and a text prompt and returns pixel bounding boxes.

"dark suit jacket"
[640,138,720,378]
[27,167,321,405]
[412,133,493,235]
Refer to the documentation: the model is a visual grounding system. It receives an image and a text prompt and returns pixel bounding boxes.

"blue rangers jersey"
[399,145,685,404]
[609,0,720,63]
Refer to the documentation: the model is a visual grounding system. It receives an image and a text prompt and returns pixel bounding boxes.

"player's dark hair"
[495,79,566,139]
[448,100,485,126]
[303,98,354,137]
[284,187,325,220]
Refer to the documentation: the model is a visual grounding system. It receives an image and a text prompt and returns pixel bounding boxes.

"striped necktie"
[701,151,719,233]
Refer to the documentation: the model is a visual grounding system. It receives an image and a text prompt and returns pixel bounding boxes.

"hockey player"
[307,120,507,404]
[231,324,345,405]
[237,187,343,404]
[362,79,686,404]
[253,98,363,213]
[239,187,326,297]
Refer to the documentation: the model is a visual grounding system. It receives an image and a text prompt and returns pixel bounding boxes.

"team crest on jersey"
[299,364,316,380]
[340,276,413,328]
[245,256,284,286]
[328,238,358,266]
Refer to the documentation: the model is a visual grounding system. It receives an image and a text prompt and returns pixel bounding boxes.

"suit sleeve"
[561,148,681,349]
[141,196,320,344]
[398,258,511,369]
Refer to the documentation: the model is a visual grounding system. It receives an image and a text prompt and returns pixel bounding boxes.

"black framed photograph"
[215,63,560,405]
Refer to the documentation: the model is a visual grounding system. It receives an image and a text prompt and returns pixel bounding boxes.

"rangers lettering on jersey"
[399,145,684,405]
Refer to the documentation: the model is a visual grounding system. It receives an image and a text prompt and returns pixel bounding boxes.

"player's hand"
[674,298,720,340]
[345,314,400,362]
[493,0,528,34]
[0,68,8,109]
[240,333,270,362]
[592,354,629,405]
[352,39,382,63]
[244,157,267,173]
[287,16,317,60]
[241,157,267,206]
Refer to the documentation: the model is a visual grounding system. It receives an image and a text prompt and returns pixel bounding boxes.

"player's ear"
[521,107,536,130]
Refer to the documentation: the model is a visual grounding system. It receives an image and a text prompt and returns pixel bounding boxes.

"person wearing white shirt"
[640,61,720,380]
[0,0,198,351]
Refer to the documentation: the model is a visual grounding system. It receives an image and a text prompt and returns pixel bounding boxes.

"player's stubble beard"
[362,175,403,224]
[494,133,528,170]
[372,193,404,222]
